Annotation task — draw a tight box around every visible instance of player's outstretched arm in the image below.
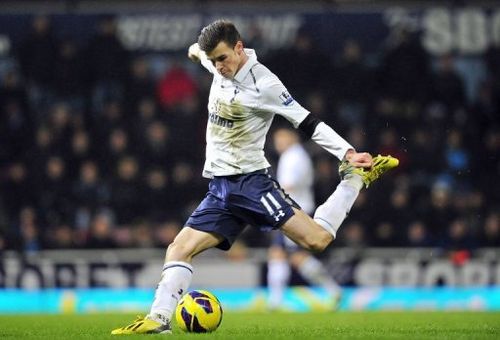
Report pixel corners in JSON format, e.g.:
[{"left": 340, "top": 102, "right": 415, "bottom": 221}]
[{"left": 298, "top": 114, "right": 372, "bottom": 168}]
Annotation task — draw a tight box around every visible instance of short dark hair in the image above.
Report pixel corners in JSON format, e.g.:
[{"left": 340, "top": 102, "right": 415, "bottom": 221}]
[{"left": 197, "top": 20, "right": 241, "bottom": 53}]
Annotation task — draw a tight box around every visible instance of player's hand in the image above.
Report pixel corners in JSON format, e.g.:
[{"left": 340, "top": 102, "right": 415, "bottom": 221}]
[
  {"left": 345, "top": 149, "right": 373, "bottom": 168},
  {"left": 188, "top": 43, "right": 201, "bottom": 62}
]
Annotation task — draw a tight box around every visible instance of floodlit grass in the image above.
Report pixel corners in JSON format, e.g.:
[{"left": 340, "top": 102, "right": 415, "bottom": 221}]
[{"left": 0, "top": 311, "right": 499, "bottom": 339}]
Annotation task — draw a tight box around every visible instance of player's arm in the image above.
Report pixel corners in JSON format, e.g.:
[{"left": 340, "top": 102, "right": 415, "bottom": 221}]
[
  {"left": 259, "top": 74, "right": 372, "bottom": 167},
  {"left": 187, "top": 43, "right": 215, "bottom": 74},
  {"left": 299, "top": 115, "right": 372, "bottom": 168}
]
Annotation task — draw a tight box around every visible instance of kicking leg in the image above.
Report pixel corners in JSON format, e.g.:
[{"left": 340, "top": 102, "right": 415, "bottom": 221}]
[{"left": 280, "top": 176, "right": 362, "bottom": 250}]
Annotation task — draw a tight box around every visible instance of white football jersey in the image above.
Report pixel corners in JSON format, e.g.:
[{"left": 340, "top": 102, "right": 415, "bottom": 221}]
[{"left": 200, "top": 49, "right": 310, "bottom": 178}]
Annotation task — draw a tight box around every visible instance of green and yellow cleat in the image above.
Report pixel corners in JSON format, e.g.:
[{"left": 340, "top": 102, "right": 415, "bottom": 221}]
[
  {"left": 111, "top": 315, "right": 172, "bottom": 335},
  {"left": 339, "top": 154, "right": 399, "bottom": 188}
]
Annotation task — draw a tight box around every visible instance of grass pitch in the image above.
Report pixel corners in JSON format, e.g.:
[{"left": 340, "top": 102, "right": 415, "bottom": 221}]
[{"left": 0, "top": 311, "right": 499, "bottom": 339}]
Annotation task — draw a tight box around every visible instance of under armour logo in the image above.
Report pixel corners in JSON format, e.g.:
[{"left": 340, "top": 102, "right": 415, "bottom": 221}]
[{"left": 273, "top": 210, "right": 285, "bottom": 222}]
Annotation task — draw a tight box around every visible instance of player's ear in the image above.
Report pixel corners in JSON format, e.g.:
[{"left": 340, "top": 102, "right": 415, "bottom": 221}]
[{"left": 234, "top": 41, "right": 244, "bottom": 54}]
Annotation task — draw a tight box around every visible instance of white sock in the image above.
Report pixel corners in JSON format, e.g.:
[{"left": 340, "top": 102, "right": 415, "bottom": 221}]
[
  {"left": 267, "top": 259, "right": 291, "bottom": 309},
  {"left": 313, "top": 175, "right": 363, "bottom": 238},
  {"left": 297, "top": 255, "right": 341, "bottom": 298},
  {"left": 149, "top": 261, "right": 193, "bottom": 322}
]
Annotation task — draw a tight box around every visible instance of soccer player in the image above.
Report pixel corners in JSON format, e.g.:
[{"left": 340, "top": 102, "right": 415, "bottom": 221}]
[
  {"left": 267, "top": 127, "right": 342, "bottom": 310},
  {"left": 112, "top": 20, "right": 398, "bottom": 335}
]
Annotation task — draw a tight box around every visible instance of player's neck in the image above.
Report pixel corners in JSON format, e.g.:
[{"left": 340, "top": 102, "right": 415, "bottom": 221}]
[{"left": 235, "top": 51, "right": 249, "bottom": 76}]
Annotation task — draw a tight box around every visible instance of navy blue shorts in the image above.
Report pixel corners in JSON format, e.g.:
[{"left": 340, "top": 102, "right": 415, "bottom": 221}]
[{"left": 185, "top": 168, "right": 300, "bottom": 250}]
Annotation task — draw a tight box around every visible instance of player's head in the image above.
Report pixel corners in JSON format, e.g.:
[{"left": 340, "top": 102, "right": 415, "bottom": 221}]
[
  {"left": 198, "top": 20, "right": 246, "bottom": 79},
  {"left": 273, "top": 127, "right": 300, "bottom": 155}
]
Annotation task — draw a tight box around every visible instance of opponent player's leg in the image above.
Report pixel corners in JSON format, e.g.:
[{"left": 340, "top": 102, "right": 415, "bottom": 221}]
[{"left": 111, "top": 227, "right": 223, "bottom": 335}]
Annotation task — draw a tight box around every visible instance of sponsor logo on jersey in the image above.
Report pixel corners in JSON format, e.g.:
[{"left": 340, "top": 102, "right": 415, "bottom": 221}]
[
  {"left": 208, "top": 112, "right": 234, "bottom": 128},
  {"left": 279, "top": 91, "right": 294, "bottom": 106}
]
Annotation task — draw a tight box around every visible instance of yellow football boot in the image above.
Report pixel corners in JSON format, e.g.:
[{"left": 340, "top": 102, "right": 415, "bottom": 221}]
[
  {"left": 111, "top": 315, "right": 172, "bottom": 335},
  {"left": 339, "top": 154, "right": 399, "bottom": 188}
]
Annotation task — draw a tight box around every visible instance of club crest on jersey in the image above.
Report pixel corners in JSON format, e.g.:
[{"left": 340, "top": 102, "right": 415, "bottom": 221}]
[{"left": 279, "top": 91, "right": 294, "bottom": 106}]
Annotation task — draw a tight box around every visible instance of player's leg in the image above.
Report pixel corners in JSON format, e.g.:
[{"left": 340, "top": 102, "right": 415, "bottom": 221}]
[
  {"left": 112, "top": 227, "right": 223, "bottom": 335},
  {"left": 280, "top": 208, "right": 333, "bottom": 251},
  {"left": 282, "top": 154, "right": 399, "bottom": 251},
  {"left": 149, "top": 227, "right": 224, "bottom": 321},
  {"left": 267, "top": 234, "right": 291, "bottom": 310},
  {"left": 112, "top": 179, "right": 240, "bottom": 335}
]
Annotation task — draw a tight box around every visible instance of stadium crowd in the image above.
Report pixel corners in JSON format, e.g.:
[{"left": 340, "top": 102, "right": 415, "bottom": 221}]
[{"left": 0, "top": 16, "right": 499, "bottom": 253}]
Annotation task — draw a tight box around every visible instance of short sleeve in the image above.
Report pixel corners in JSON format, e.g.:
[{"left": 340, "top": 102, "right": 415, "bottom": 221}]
[{"left": 259, "top": 74, "right": 309, "bottom": 128}]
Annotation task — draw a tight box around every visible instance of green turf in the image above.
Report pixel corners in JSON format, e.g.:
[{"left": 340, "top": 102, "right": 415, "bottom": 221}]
[{"left": 0, "top": 312, "right": 499, "bottom": 339}]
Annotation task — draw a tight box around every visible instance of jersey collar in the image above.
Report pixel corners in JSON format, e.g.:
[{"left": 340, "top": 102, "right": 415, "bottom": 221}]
[{"left": 233, "top": 48, "right": 258, "bottom": 83}]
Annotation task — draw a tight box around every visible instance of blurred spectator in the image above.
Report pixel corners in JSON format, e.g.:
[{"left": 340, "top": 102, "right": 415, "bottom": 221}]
[
  {"left": 45, "top": 224, "right": 77, "bottom": 249},
  {"left": 479, "top": 212, "right": 500, "bottom": 247},
  {"left": 430, "top": 54, "right": 466, "bottom": 112},
  {"left": 132, "top": 221, "right": 154, "bottom": 248},
  {"left": 68, "top": 129, "right": 92, "bottom": 176},
  {"left": 143, "top": 168, "right": 171, "bottom": 221},
  {"left": 476, "top": 128, "right": 500, "bottom": 203},
  {"left": 346, "top": 126, "right": 368, "bottom": 152},
  {"left": 110, "top": 156, "right": 143, "bottom": 225},
  {"left": 337, "top": 221, "right": 366, "bottom": 248},
  {"left": 313, "top": 157, "right": 338, "bottom": 205},
  {"left": 154, "top": 220, "right": 181, "bottom": 247},
  {"left": 446, "top": 217, "right": 475, "bottom": 253},
  {"left": 53, "top": 39, "right": 85, "bottom": 111},
  {"left": 18, "top": 15, "right": 57, "bottom": 112},
  {"left": 139, "top": 120, "right": 172, "bottom": 168},
  {"left": 86, "top": 211, "right": 117, "bottom": 248},
  {"left": 484, "top": 45, "right": 500, "bottom": 111},
  {"left": 423, "top": 183, "right": 457, "bottom": 245},
  {"left": 48, "top": 103, "right": 74, "bottom": 154},
  {"left": 36, "top": 156, "right": 72, "bottom": 226},
  {"left": 124, "top": 57, "right": 156, "bottom": 114},
  {"left": 71, "top": 160, "right": 110, "bottom": 216},
  {"left": 14, "top": 207, "right": 42, "bottom": 252},
  {"left": 0, "top": 100, "right": 32, "bottom": 161},
  {"left": 406, "top": 220, "right": 431, "bottom": 247},
  {"left": 381, "top": 189, "right": 413, "bottom": 235},
  {"left": 378, "top": 27, "right": 430, "bottom": 103},
  {"left": 471, "top": 81, "right": 499, "bottom": 136},
  {"left": 2, "top": 162, "right": 34, "bottom": 221},
  {"left": 265, "top": 29, "right": 334, "bottom": 102},
  {"left": 85, "top": 16, "right": 129, "bottom": 112},
  {"left": 407, "top": 128, "right": 442, "bottom": 178},
  {"left": 0, "top": 70, "right": 28, "bottom": 116},
  {"left": 372, "top": 222, "right": 398, "bottom": 247},
  {"left": 157, "top": 61, "right": 197, "bottom": 110},
  {"left": 334, "top": 40, "right": 371, "bottom": 128},
  {"left": 100, "top": 127, "right": 131, "bottom": 176},
  {"left": 303, "top": 91, "right": 330, "bottom": 125},
  {"left": 443, "top": 129, "right": 470, "bottom": 185}
]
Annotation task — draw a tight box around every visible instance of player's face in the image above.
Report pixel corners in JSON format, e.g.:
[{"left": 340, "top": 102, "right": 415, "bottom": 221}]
[{"left": 206, "top": 41, "right": 245, "bottom": 79}]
